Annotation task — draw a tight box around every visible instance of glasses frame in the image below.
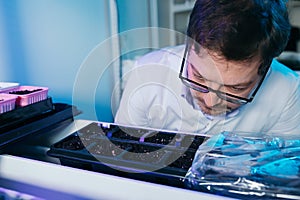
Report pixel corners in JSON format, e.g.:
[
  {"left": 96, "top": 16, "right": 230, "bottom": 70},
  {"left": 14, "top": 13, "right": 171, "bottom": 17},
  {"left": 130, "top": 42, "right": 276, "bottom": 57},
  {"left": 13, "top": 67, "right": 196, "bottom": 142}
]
[{"left": 179, "top": 45, "right": 270, "bottom": 105}]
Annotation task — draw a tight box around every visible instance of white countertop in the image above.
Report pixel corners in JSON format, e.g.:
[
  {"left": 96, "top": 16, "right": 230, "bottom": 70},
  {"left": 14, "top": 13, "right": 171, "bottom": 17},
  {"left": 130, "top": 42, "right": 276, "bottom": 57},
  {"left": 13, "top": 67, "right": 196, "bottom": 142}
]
[{"left": 0, "top": 155, "right": 234, "bottom": 200}]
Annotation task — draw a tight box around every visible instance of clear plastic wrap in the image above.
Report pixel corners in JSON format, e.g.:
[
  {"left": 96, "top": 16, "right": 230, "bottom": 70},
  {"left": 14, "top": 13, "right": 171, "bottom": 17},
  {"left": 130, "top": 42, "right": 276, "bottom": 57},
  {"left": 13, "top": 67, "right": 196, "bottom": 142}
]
[{"left": 184, "top": 131, "right": 300, "bottom": 199}]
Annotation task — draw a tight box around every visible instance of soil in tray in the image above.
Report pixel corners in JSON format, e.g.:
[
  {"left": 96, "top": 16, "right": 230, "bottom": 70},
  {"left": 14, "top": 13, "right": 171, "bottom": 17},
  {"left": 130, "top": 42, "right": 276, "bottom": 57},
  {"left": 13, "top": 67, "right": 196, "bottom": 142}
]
[
  {"left": 88, "top": 139, "right": 132, "bottom": 157},
  {"left": 122, "top": 150, "right": 165, "bottom": 164},
  {"left": 77, "top": 123, "right": 141, "bottom": 141},
  {"left": 88, "top": 138, "right": 167, "bottom": 164},
  {"left": 53, "top": 133, "right": 94, "bottom": 150},
  {"left": 181, "top": 135, "right": 206, "bottom": 150},
  {"left": 143, "top": 132, "right": 176, "bottom": 145},
  {"left": 9, "top": 89, "right": 42, "bottom": 95},
  {"left": 78, "top": 123, "right": 107, "bottom": 138},
  {"left": 166, "top": 150, "right": 196, "bottom": 170},
  {"left": 122, "top": 143, "right": 166, "bottom": 163},
  {"left": 110, "top": 130, "right": 141, "bottom": 141},
  {"left": 114, "top": 126, "right": 150, "bottom": 139}
]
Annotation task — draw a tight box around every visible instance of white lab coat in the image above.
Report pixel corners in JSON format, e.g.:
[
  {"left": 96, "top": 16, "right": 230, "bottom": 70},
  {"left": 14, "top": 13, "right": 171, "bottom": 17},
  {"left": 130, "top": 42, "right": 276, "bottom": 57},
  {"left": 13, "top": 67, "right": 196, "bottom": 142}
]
[{"left": 115, "top": 45, "right": 300, "bottom": 136}]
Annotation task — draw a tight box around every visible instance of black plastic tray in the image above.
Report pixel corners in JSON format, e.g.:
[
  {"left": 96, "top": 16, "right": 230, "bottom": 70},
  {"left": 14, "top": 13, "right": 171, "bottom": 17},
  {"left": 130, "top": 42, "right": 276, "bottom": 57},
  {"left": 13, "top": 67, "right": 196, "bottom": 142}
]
[
  {"left": 0, "top": 98, "right": 81, "bottom": 150},
  {"left": 47, "top": 122, "right": 207, "bottom": 187},
  {"left": 0, "top": 98, "right": 54, "bottom": 133}
]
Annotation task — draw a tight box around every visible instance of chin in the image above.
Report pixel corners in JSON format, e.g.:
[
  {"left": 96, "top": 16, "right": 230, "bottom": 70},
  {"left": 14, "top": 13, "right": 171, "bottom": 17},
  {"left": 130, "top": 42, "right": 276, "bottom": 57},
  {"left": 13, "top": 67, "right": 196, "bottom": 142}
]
[
  {"left": 201, "top": 108, "right": 228, "bottom": 116},
  {"left": 197, "top": 102, "right": 228, "bottom": 116},
  {"left": 193, "top": 97, "right": 232, "bottom": 116}
]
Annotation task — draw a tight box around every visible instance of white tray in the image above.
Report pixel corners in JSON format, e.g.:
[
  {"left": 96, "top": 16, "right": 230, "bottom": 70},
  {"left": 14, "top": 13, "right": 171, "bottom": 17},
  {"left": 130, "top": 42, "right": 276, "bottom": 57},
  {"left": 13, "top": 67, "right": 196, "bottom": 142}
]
[{"left": 0, "top": 82, "right": 19, "bottom": 93}]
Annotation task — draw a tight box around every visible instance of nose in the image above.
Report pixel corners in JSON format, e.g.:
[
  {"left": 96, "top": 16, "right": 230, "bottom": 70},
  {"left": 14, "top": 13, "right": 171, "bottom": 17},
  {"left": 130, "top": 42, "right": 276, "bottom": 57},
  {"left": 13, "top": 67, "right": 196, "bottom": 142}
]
[
  {"left": 202, "top": 81, "right": 223, "bottom": 107},
  {"left": 203, "top": 92, "right": 222, "bottom": 107}
]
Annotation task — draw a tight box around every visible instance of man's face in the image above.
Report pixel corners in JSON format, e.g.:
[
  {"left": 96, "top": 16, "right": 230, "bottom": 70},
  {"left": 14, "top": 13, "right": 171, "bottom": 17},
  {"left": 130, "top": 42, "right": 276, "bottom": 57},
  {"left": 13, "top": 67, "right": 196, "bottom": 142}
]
[{"left": 186, "top": 48, "right": 262, "bottom": 116}]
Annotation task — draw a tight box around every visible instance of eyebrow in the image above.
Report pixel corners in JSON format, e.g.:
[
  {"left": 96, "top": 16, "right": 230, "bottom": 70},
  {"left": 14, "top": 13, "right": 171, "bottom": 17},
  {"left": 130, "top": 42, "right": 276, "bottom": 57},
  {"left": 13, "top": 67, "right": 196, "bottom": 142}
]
[{"left": 189, "top": 62, "right": 255, "bottom": 87}]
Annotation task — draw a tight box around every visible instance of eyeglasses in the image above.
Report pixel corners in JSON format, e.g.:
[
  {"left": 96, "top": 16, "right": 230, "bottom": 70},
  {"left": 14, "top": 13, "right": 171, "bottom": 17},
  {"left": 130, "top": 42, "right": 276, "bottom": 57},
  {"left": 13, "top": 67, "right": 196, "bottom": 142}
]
[{"left": 179, "top": 45, "right": 270, "bottom": 105}]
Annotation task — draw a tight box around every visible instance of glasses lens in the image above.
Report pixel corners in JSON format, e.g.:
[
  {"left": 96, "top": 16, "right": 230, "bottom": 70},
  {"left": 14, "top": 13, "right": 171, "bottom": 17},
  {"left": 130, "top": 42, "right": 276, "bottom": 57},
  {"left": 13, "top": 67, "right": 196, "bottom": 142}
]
[
  {"left": 183, "top": 79, "right": 248, "bottom": 105},
  {"left": 181, "top": 78, "right": 209, "bottom": 93},
  {"left": 217, "top": 93, "right": 247, "bottom": 105}
]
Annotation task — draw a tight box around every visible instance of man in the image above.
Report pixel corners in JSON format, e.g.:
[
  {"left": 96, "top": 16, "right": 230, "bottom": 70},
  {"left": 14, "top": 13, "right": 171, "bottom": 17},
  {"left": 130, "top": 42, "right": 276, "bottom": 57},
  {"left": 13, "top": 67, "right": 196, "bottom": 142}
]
[{"left": 115, "top": 0, "right": 300, "bottom": 136}]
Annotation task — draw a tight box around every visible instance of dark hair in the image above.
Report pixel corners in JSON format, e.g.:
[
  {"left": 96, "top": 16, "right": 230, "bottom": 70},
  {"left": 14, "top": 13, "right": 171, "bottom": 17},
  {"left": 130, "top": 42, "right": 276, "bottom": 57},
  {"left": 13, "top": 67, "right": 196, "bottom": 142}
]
[{"left": 186, "top": 0, "right": 291, "bottom": 75}]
